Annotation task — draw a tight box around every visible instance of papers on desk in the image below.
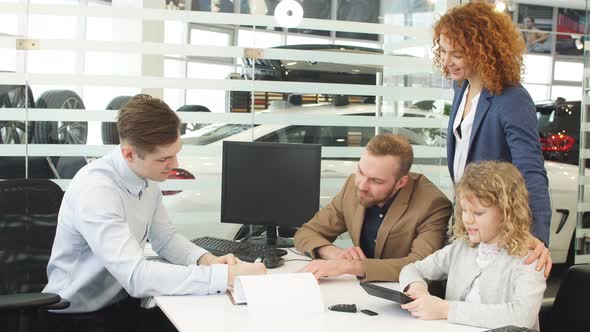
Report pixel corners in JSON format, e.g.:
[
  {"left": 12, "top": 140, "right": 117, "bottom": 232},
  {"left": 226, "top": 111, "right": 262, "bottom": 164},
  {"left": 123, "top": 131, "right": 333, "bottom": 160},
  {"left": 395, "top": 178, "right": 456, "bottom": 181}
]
[{"left": 230, "top": 272, "right": 324, "bottom": 314}]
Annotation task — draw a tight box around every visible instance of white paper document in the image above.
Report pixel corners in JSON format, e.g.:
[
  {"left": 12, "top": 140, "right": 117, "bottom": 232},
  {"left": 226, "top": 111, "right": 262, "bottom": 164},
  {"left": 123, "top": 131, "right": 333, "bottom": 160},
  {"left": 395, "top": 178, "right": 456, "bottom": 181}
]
[{"left": 230, "top": 272, "right": 324, "bottom": 314}]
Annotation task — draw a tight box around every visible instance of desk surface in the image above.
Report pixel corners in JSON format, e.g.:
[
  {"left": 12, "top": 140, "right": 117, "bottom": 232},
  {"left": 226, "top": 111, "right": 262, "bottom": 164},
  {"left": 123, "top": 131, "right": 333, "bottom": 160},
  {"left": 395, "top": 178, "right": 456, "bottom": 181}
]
[{"left": 155, "top": 251, "right": 485, "bottom": 332}]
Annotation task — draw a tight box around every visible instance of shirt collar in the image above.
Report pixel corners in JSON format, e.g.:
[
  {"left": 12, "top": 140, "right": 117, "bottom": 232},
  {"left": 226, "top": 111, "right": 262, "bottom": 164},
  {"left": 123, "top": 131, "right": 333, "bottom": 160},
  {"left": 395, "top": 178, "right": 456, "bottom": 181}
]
[
  {"left": 111, "top": 147, "right": 149, "bottom": 198},
  {"left": 369, "top": 190, "right": 399, "bottom": 213}
]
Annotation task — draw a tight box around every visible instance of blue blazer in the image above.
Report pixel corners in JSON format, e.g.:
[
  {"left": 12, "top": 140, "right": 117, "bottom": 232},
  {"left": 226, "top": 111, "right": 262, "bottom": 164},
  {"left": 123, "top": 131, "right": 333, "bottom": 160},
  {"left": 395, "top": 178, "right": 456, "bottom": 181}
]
[{"left": 447, "top": 81, "right": 551, "bottom": 244}]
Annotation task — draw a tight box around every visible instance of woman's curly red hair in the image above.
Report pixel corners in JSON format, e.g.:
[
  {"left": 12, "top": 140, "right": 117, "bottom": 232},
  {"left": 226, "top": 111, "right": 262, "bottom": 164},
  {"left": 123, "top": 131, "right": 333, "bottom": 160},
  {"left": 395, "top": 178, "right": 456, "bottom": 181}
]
[{"left": 433, "top": 1, "right": 525, "bottom": 95}]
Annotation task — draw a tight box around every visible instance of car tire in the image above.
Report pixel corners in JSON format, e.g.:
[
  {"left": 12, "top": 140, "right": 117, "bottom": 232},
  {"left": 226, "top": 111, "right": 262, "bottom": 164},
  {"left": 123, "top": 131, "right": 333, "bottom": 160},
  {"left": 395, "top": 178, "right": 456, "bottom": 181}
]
[
  {"left": 178, "top": 105, "right": 211, "bottom": 135},
  {"left": 412, "top": 100, "right": 435, "bottom": 111},
  {"left": 0, "top": 85, "right": 35, "bottom": 144},
  {"left": 287, "top": 94, "right": 302, "bottom": 106},
  {"left": 332, "top": 94, "right": 349, "bottom": 107},
  {"left": 566, "top": 229, "right": 577, "bottom": 266},
  {"left": 34, "top": 90, "right": 87, "bottom": 144},
  {"left": 230, "top": 91, "right": 250, "bottom": 112},
  {"left": 55, "top": 156, "right": 88, "bottom": 179},
  {"left": 101, "top": 96, "right": 131, "bottom": 145}
]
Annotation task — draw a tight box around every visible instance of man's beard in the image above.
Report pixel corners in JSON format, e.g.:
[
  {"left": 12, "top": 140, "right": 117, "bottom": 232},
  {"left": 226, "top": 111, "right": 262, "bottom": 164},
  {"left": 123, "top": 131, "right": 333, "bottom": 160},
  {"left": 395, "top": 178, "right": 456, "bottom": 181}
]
[{"left": 356, "top": 186, "right": 397, "bottom": 208}]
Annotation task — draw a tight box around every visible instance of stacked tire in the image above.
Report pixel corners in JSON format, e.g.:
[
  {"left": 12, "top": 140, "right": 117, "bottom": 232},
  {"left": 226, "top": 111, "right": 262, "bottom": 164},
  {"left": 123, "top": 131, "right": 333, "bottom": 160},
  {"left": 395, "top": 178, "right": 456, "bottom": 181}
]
[
  {"left": 34, "top": 90, "right": 87, "bottom": 144},
  {"left": 0, "top": 85, "right": 35, "bottom": 144},
  {"left": 101, "top": 96, "right": 131, "bottom": 145},
  {"left": 178, "top": 105, "right": 211, "bottom": 135}
]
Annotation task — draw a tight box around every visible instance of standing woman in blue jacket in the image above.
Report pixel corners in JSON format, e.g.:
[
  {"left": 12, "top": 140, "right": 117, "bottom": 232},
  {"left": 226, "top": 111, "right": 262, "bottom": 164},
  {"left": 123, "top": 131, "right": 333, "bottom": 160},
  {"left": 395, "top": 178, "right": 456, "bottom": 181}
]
[{"left": 433, "top": 1, "right": 552, "bottom": 276}]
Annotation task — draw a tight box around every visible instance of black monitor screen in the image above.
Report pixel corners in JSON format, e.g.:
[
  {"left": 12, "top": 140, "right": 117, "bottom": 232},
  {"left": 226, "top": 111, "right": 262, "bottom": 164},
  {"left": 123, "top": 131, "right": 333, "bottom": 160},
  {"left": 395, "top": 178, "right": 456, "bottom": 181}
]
[{"left": 221, "top": 141, "right": 321, "bottom": 228}]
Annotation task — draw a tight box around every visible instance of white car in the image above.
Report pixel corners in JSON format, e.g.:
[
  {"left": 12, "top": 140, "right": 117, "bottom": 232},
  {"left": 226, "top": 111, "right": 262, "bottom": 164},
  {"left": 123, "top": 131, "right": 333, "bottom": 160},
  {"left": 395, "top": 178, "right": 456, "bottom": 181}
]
[{"left": 164, "top": 102, "right": 578, "bottom": 264}]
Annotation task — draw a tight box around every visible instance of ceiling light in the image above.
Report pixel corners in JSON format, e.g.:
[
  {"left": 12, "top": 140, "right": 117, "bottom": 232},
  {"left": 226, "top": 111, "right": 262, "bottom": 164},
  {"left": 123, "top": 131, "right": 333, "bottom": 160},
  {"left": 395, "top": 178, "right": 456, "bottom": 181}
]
[{"left": 274, "top": 0, "right": 304, "bottom": 28}]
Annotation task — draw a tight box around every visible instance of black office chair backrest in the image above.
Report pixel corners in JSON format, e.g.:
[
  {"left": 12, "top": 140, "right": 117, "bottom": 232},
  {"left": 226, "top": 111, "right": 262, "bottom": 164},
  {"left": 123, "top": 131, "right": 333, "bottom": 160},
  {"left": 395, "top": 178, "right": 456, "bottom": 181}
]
[
  {"left": 0, "top": 179, "right": 64, "bottom": 295},
  {"left": 545, "top": 264, "right": 590, "bottom": 332}
]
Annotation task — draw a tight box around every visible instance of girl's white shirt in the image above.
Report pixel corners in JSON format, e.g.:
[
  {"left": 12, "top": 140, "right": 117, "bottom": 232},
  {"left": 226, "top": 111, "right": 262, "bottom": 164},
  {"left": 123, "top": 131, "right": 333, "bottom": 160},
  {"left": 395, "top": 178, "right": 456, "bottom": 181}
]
[{"left": 465, "top": 242, "right": 502, "bottom": 303}]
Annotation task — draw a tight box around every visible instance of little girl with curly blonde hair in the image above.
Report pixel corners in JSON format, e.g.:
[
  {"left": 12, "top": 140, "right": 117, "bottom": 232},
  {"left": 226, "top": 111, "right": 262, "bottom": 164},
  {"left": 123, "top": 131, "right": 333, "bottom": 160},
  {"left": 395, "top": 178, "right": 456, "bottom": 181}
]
[{"left": 399, "top": 161, "right": 546, "bottom": 329}]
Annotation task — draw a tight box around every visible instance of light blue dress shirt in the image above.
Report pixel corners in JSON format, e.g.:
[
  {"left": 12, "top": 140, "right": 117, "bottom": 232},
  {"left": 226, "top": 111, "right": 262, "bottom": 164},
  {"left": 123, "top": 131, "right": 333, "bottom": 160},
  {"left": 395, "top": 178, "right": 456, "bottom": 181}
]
[{"left": 43, "top": 148, "right": 228, "bottom": 313}]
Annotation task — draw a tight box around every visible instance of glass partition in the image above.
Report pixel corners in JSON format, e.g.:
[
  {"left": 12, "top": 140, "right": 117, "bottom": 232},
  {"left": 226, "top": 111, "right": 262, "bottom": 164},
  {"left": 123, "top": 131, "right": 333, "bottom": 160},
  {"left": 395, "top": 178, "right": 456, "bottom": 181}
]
[
  {"left": 576, "top": 0, "right": 590, "bottom": 265},
  {"left": 0, "top": 0, "right": 462, "bottom": 241}
]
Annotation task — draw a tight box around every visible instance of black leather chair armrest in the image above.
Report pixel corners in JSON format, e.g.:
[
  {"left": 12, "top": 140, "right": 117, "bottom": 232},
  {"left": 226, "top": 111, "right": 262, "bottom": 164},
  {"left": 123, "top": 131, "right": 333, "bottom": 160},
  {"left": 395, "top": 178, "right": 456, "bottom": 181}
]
[
  {"left": 540, "top": 301, "right": 553, "bottom": 313},
  {"left": 539, "top": 300, "right": 553, "bottom": 325},
  {"left": 427, "top": 279, "right": 447, "bottom": 298},
  {"left": 0, "top": 293, "right": 61, "bottom": 311},
  {"left": 45, "top": 298, "right": 70, "bottom": 310}
]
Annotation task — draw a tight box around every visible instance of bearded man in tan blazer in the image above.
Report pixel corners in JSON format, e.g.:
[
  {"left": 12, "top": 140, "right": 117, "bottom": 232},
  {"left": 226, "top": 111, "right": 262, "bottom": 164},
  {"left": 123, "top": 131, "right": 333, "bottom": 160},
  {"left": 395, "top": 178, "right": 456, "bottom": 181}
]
[{"left": 296, "top": 134, "right": 452, "bottom": 282}]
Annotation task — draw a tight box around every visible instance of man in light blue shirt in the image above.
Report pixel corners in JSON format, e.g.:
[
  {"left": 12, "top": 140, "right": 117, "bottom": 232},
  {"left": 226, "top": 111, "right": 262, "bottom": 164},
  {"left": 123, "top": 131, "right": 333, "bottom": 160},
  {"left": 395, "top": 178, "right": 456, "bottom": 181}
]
[{"left": 44, "top": 95, "right": 265, "bottom": 332}]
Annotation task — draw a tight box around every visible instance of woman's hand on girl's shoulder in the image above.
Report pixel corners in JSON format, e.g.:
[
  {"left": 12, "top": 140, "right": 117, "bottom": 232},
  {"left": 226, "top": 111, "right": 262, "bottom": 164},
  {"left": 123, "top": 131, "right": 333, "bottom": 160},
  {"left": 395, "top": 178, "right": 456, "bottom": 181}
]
[{"left": 524, "top": 237, "right": 552, "bottom": 279}]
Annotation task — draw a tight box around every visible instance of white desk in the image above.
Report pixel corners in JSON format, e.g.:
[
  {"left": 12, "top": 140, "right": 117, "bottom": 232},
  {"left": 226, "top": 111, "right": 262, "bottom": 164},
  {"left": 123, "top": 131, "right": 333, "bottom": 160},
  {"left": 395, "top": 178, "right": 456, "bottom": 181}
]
[{"left": 155, "top": 251, "right": 485, "bottom": 332}]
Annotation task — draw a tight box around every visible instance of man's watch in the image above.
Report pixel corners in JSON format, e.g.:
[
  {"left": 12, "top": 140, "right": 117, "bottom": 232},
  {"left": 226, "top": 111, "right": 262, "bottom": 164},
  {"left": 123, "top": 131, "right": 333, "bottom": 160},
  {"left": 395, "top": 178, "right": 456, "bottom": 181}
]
[{"left": 312, "top": 247, "right": 322, "bottom": 259}]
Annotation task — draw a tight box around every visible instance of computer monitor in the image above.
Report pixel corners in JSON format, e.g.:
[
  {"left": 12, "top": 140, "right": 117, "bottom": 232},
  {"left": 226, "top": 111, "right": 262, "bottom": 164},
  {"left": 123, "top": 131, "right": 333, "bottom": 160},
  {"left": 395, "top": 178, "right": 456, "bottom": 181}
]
[{"left": 221, "top": 141, "right": 321, "bottom": 247}]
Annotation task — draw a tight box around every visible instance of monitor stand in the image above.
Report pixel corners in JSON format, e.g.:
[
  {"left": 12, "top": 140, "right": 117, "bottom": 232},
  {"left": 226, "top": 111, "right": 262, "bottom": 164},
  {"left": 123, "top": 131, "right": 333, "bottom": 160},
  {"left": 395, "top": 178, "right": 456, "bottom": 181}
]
[{"left": 245, "top": 225, "right": 294, "bottom": 248}]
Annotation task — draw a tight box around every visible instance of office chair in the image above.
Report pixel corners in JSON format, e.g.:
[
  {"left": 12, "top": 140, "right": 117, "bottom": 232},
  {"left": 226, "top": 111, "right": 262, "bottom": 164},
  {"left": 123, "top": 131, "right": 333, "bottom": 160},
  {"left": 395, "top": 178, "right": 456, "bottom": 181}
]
[
  {"left": 539, "top": 264, "right": 590, "bottom": 332},
  {"left": 0, "top": 179, "right": 70, "bottom": 332}
]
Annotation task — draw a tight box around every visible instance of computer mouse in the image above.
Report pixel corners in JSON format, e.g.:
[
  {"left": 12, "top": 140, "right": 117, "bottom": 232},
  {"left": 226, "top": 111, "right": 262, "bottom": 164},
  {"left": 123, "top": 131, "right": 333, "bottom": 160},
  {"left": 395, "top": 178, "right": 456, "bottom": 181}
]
[{"left": 262, "top": 256, "right": 284, "bottom": 269}]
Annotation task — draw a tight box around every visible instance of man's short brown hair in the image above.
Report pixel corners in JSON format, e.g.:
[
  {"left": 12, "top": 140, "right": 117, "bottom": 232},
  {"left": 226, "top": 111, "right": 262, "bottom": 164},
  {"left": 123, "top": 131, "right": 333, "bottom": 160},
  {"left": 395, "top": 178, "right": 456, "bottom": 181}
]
[
  {"left": 365, "top": 134, "right": 414, "bottom": 176},
  {"left": 117, "top": 94, "right": 181, "bottom": 156}
]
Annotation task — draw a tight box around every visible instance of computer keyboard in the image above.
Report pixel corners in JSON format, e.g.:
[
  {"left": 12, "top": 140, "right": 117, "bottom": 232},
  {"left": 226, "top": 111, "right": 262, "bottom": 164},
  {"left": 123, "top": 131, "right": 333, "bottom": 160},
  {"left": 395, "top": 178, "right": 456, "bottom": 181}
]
[
  {"left": 484, "top": 326, "right": 538, "bottom": 332},
  {"left": 192, "top": 236, "right": 287, "bottom": 268}
]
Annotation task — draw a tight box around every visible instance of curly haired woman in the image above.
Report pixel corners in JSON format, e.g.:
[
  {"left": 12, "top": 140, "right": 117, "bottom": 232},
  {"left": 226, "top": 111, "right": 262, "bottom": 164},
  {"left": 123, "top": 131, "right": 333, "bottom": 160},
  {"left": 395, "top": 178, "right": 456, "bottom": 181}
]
[
  {"left": 399, "top": 161, "right": 546, "bottom": 329},
  {"left": 434, "top": 1, "right": 552, "bottom": 277}
]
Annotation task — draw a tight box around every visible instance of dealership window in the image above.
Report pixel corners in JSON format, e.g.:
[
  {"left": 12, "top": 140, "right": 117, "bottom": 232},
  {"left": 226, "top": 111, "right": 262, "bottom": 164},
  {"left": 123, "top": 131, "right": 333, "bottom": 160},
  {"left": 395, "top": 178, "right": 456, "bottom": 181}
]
[
  {"left": 554, "top": 61, "right": 584, "bottom": 82},
  {"left": 186, "top": 62, "right": 234, "bottom": 113},
  {"left": 0, "top": 49, "right": 17, "bottom": 72},
  {"left": 523, "top": 54, "right": 553, "bottom": 84},
  {"left": 237, "top": 29, "right": 283, "bottom": 48},
  {"left": 522, "top": 54, "right": 553, "bottom": 101},
  {"left": 163, "top": 58, "right": 186, "bottom": 110},
  {"left": 29, "top": 15, "right": 78, "bottom": 39},
  {"left": 165, "top": 20, "right": 185, "bottom": 45},
  {"left": 0, "top": 0, "right": 521, "bottom": 240},
  {"left": 517, "top": 3, "right": 554, "bottom": 55},
  {"left": 190, "top": 25, "right": 232, "bottom": 47},
  {"left": 523, "top": 84, "right": 551, "bottom": 102},
  {"left": 555, "top": 8, "right": 586, "bottom": 57},
  {"left": 334, "top": 38, "right": 380, "bottom": 49},
  {"left": 174, "top": 24, "right": 236, "bottom": 114},
  {"left": 0, "top": 13, "right": 18, "bottom": 36},
  {"left": 86, "top": 17, "right": 113, "bottom": 41},
  {"left": 286, "top": 33, "right": 331, "bottom": 46},
  {"left": 551, "top": 85, "right": 582, "bottom": 101}
]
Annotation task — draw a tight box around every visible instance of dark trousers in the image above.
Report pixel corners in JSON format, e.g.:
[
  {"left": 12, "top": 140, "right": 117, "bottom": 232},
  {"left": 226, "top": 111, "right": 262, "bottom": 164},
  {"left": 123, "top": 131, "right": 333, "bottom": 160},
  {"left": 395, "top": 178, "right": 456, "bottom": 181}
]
[{"left": 46, "top": 297, "right": 177, "bottom": 332}]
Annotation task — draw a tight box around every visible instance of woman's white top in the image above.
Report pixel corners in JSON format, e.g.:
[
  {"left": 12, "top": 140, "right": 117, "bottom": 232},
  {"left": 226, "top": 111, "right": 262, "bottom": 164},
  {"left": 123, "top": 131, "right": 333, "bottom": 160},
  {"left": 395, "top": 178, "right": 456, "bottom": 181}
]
[
  {"left": 453, "top": 85, "right": 481, "bottom": 182},
  {"left": 464, "top": 242, "right": 502, "bottom": 303}
]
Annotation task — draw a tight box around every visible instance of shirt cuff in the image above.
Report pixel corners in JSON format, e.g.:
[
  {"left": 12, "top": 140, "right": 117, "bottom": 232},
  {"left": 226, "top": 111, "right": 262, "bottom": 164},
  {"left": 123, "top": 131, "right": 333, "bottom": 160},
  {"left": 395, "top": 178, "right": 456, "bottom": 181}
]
[
  {"left": 311, "top": 244, "right": 335, "bottom": 259},
  {"left": 400, "top": 279, "right": 428, "bottom": 291},
  {"left": 447, "top": 301, "right": 460, "bottom": 323},
  {"left": 190, "top": 247, "right": 210, "bottom": 266},
  {"left": 207, "top": 264, "right": 228, "bottom": 295},
  {"left": 312, "top": 247, "right": 322, "bottom": 259}
]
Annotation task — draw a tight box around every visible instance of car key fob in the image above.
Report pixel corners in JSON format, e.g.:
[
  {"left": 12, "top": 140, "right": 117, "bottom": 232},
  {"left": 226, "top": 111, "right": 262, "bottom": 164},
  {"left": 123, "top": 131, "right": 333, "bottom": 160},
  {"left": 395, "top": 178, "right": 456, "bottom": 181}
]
[
  {"left": 361, "top": 309, "right": 378, "bottom": 316},
  {"left": 328, "top": 304, "right": 357, "bottom": 313}
]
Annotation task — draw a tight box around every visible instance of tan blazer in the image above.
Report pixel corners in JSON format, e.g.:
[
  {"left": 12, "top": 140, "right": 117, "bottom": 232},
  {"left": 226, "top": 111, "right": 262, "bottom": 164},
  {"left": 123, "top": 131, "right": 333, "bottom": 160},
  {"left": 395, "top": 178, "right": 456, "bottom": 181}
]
[{"left": 294, "top": 172, "right": 452, "bottom": 281}]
